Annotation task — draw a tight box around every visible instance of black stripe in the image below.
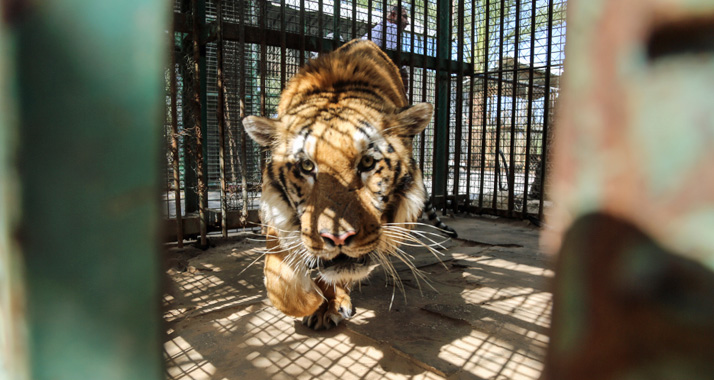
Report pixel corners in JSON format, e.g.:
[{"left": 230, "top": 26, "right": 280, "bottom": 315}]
[
  {"left": 422, "top": 189, "right": 458, "bottom": 238},
  {"left": 285, "top": 99, "right": 327, "bottom": 115},
  {"left": 393, "top": 173, "right": 414, "bottom": 200},
  {"left": 424, "top": 198, "right": 433, "bottom": 208},
  {"left": 300, "top": 84, "right": 383, "bottom": 103},
  {"left": 392, "top": 162, "right": 402, "bottom": 188},
  {"left": 291, "top": 164, "right": 301, "bottom": 179},
  {"left": 357, "top": 120, "right": 374, "bottom": 137},
  {"left": 372, "top": 144, "right": 382, "bottom": 155},
  {"left": 267, "top": 179, "right": 292, "bottom": 210},
  {"left": 277, "top": 169, "right": 296, "bottom": 209}
]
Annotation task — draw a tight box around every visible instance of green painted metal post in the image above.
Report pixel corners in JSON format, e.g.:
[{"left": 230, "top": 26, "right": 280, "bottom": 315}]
[
  {"left": 3, "top": 1, "right": 168, "bottom": 379},
  {"left": 1, "top": 6, "right": 28, "bottom": 379},
  {"left": 433, "top": 0, "right": 451, "bottom": 210}
]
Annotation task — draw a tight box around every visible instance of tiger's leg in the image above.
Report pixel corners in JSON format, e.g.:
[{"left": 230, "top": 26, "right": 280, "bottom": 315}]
[
  {"left": 263, "top": 228, "right": 324, "bottom": 318},
  {"left": 302, "top": 279, "right": 354, "bottom": 330}
]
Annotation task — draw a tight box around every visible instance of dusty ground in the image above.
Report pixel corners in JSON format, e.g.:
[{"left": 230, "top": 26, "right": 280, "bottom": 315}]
[{"left": 163, "top": 216, "right": 553, "bottom": 380}]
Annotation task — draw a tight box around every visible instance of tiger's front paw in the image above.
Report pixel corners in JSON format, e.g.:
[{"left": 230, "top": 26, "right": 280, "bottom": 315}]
[{"left": 302, "top": 297, "right": 355, "bottom": 330}]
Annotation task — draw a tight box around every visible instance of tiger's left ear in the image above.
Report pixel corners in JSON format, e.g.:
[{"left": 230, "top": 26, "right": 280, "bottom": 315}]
[{"left": 388, "top": 103, "right": 434, "bottom": 138}]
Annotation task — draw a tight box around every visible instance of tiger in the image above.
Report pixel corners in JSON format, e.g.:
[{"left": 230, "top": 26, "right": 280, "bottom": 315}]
[{"left": 243, "top": 39, "right": 456, "bottom": 330}]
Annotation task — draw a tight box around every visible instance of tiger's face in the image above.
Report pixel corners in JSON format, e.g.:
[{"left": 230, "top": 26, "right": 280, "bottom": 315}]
[{"left": 244, "top": 102, "right": 432, "bottom": 284}]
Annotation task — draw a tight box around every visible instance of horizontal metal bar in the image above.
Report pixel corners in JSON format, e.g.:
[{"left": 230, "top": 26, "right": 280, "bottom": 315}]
[
  {"left": 463, "top": 205, "right": 541, "bottom": 220},
  {"left": 164, "top": 209, "right": 261, "bottom": 241},
  {"left": 174, "top": 15, "right": 474, "bottom": 75},
  {"left": 174, "top": 14, "right": 558, "bottom": 94}
]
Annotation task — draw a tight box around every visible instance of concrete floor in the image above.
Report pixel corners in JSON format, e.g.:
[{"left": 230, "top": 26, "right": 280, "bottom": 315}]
[{"left": 163, "top": 216, "right": 553, "bottom": 380}]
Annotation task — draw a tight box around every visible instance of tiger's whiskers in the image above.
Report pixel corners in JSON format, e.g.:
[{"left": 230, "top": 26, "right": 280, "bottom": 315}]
[
  {"left": 237, "top": 221, "right": 453, "bottom": 310},
  {"left": 370, "top": 222, "right": 453, "bottom": 309}
]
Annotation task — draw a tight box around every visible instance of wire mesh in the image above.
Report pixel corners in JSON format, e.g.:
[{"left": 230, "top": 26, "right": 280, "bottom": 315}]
[{"left": 164, "top": 0, "right": 567, "bottom": 233}]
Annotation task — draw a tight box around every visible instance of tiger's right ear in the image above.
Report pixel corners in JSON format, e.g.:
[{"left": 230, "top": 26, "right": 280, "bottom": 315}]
[
  {"left": 242, "top": 116, "right": 281, "bottom": 147},
  {"left": 391, "top": 102, "right": 433, "bottom": 137}
]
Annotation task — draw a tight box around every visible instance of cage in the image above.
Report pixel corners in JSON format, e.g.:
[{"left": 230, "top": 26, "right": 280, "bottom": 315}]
[{"left": 164, "top": 0, "right": 567, "bottom": 242}]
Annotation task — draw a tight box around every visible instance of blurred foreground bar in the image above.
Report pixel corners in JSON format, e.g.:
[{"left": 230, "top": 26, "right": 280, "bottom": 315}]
[
  {"left": 544, "top": 0, "right": 714, "bottom": 379},
  {"left": 1, "top": 1, "right": 168, "bottom": 379}
]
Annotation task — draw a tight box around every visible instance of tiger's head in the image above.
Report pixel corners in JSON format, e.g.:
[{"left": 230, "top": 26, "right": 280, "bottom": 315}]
[{"left": 243, "top": 40, "right": 432, "bottom": 285}]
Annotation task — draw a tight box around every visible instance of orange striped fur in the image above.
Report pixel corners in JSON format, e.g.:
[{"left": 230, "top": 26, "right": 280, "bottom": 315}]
[{"left": 244, "top": 40, "right": 433, "bottom": 330}]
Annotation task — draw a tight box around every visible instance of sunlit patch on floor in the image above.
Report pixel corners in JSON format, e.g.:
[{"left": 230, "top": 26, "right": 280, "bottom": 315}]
[{"left": 163, "top": 218, "right": 552, "bottom": 379}]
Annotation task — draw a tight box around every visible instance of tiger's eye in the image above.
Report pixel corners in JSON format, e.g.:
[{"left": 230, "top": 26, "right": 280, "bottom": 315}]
[
  {"left": 300, "top": 159, "right": 315, "bottom": 173},
  {"left": 359, "top": 155, "right": 376, "bottom": 171}
]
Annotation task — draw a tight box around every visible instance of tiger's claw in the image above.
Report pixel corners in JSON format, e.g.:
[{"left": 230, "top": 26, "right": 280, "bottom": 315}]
[{"left": 302, "top": 297, "right": 354, "bottom": 330}]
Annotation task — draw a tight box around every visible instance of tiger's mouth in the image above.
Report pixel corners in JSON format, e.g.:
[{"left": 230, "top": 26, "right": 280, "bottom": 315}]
[{"left": 310, "top": 253, "right": 371, "bottom": 271}]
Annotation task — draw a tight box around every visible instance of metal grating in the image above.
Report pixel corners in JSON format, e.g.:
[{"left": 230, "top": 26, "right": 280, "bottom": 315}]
[{"left": 164, "top": 0, "right": 567, "bottom": 238}]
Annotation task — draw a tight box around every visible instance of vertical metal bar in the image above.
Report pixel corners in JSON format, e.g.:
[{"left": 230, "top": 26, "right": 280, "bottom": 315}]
[
  {"left": 281, "top": 0, "right": 287, "bottom": 89},
  {"left": 239, "top": 101, "right": 249, "bottom": 223},
  {"left": 396, "top": 0, "right": 402, "bottom": 65},
  {"left": 223, "top": 0, "right": 238, "bottom": 192},
  {"left": 508, "top": 0, "right": 521, "bottom": 216},
  {"left": 478, "top": 0, "right": 490, "bottom": 210},
  {"left": 409, "top": 0, "right": 416, "bottom": 103},
  {"left": 538, "top": 0, "right": 555, "bottom": 220},
  {"left": 259, "top": 0, "right": 267, "bottom": 171},
  {"left": 419, "top": 0, "right": 428, "bottom": 173},
  {"left": 352, "top": 0, "right": 357, "bottom": 39},
  {"left": 180, "top": 49, "right": 199, "bottom": 214},
  {"left": 434, "top": 0, "right": 451, "bottom": 210},
  {"left": 453, "top": 0, "right": 465, "bottom": 213},
  {"left": 239, "top": 0, "right": 249, "bottom": 222},
  {"left": 466, "top": 0, "right": 476, "bottom": 209},
  {"left": 368, "top": 0, "right": 373, "bottom": 41},
  {"left": 217, "top": 0, "right": 228, "bottom": 237},
  {"left": 192, "top": 0, "right": 208, "bottom": 246},
  {"left": 522, "top": 0, "right": 537, "bottom": 218},
  {"left": 165, "top": 162, "right": 170, "bottom": 219},
  {"left": 170, "top": 33, "right": 184, "bottom": 247},
  {"left": 381, "top": 0, "right": 388, "bottom": 50},
  {"left": 224, "top": 49, "right": 239, "bottom": 202},
  {"left": 446, "top": 0, "right": 455, "bottom": 213},
  {"left": 300, "top": 0, "right": 306, "bottom": 64},
  {"left": 334, "top": 0, "right": 341, "bottom": 48},
  {"left": 492, "top": 0, "right": 505, "bottom": 211},
  {"left": 318, "top": 0, "right": 324, "bottom": 52}
]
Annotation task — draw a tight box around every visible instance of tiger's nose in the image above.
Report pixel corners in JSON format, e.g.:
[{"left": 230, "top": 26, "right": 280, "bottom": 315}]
[{"left": 320, "top": 230, "right": 357, "bottom": 247}]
